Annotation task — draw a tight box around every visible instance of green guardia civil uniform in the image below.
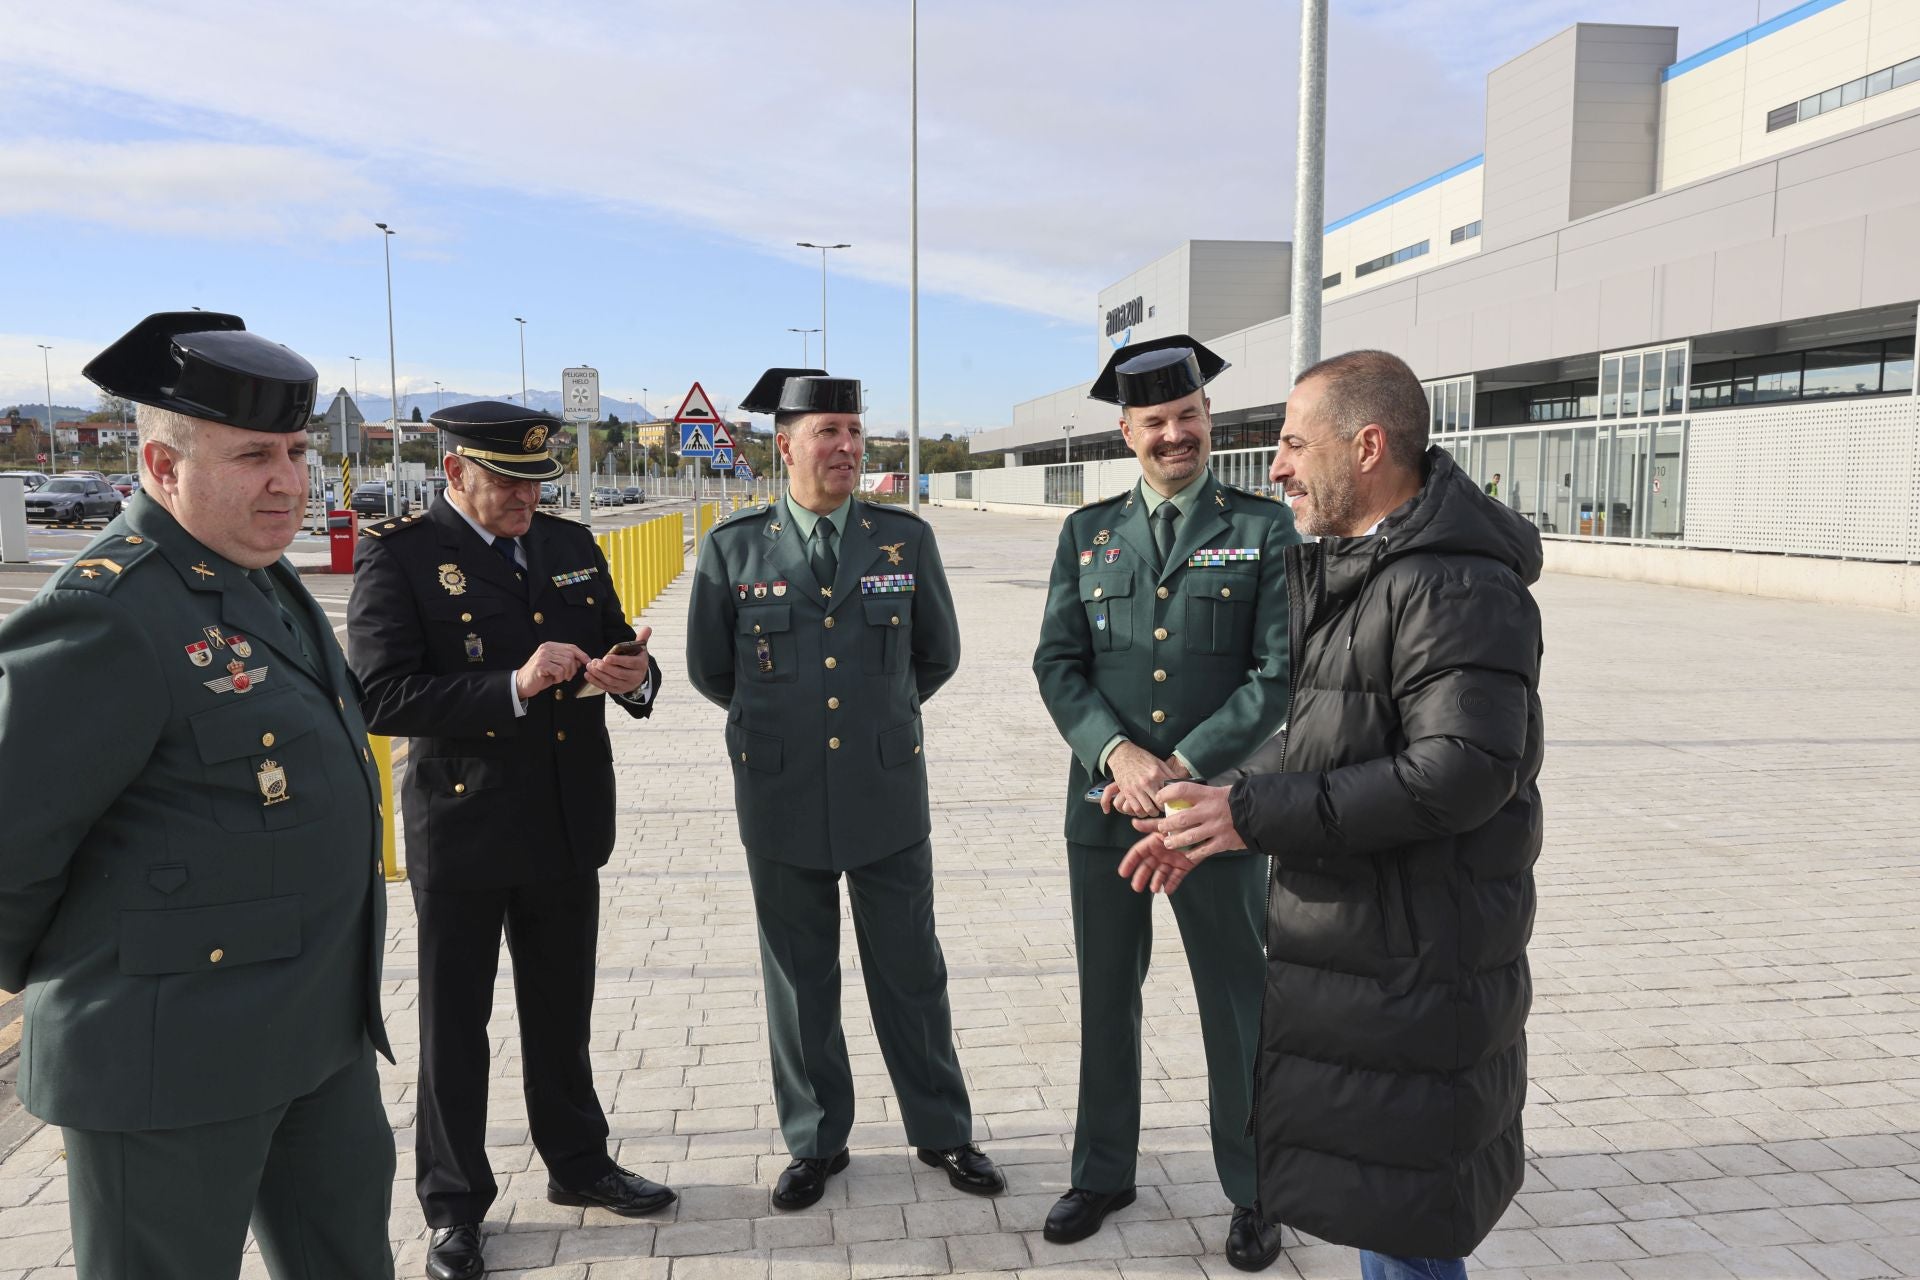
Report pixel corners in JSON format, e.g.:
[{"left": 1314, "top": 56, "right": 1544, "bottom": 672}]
[
  {"left": 1033, "top": 460, "right": 1300, "bottom": 1208},
  {"left": 0, "top": 312, "right": 394, "bottom": 1280},
  {"left": 686, "top": 487, "right": 974, "bottom": 1158}
]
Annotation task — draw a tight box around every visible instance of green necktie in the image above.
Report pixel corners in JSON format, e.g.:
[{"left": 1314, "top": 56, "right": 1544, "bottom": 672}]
[
  {"left": 249, "top": 568, "right": 316, "bottom": 665},
  {"left": 811, "top": 520, "right": 838, "bottom": 592},
  {"left": 1152, "top": 502, "right": 1180, "bottom": 572}
]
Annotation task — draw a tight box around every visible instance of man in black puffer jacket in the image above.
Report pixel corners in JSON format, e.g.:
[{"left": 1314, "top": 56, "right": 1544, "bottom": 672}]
[{"left": 1119, "top": 350, "right": 1543, "bottom": 1279}]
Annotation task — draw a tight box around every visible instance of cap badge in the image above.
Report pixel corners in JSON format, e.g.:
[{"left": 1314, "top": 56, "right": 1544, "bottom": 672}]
[
  {"left": 522, "top": 425, "right": 550, "bottom": 452},
  {"left": 438, "top": 564, "right": 469, "bottom": 596},
  {"left": 879, "top": 541, "right": 905, "bottom": 566}
]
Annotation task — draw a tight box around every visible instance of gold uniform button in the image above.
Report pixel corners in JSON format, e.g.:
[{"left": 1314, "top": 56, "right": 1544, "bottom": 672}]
[
  {"left": 1154, "top": 627, "right": 1169, "bottom": 641},
  {"left": 1221, "top": 587, "right": 1232, "bottom": 599},
  {"left": 554, "top": 687, "right": 566, "bottom": 700},
  {"left": 533, "top": 611, "right": 545, "bottom": 624},
  {"left": 209, "top": 948, "right": 224, "bottom": 963},
  {"left": 461, "top": 612, "right": 473, "bottom": 623},
  {"left": 824, "top": 617, "right": 835, "bottom": 629},
  {"left": 739, "top": 752, "right": 748, "bottom": 762},
  {"left": 585, "top": 596, "right": 595, "bottom": 605},
  {"left": 1157, "top": 586, "right": 1170, "bottom": 599},
  {"left": 125, "top": 536, "right": 144, "bottom": 544},
  {"left": 827, "top": 697, "right": 840, "bottom": 710},
  {"left": 913, "top": 745, "right": 921, "bottom": 755},
  {"left": 890, "top": 615, "right": 900, "bottom": 626},
  {"left": 454, "top": 783, "right": 467, "bottom": 794},
  {"left": 556, "top": 730, "right": 567, "bottom": 742},
  {"left": 1092, "top": 587, "right": 1104, "bottom": 599},
  {"left": 1152, "top": 710, "right": 1167, "bottom": 724},
  {"left": 337, "top": 696, "right": 345, "bottom": 711},
  {"left": 753, "top": 623, "right": 763, "bottom": 634},
  {"left": 261, "top": 732, "right": 275, "bottom": 748},
  {"left": 829, "top": 737, "right": 841, "bottom": 750},
  {"left": 824, "top": 656, "right": 837, "bottom": 670},
  {"left": 1153, "top": 669, "right": 1167, "bottom": 682},
  {"left": 485, "top": 730, "right": 496, "bottom": 738}
]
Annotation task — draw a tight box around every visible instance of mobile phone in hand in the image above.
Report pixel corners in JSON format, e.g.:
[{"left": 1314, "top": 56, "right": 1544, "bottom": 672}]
[{"left": 608, "top": 639, "right": 645, "bottom": 657}]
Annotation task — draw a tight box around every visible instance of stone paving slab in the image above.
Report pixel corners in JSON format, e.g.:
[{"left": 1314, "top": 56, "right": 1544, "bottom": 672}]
[{"left": 3, "top": 504, "right": 1918, "bottom": 1278}]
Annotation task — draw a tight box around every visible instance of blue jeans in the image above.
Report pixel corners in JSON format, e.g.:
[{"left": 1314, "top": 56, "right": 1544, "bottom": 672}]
[{"left": 1359, "top": 1253, "right": 1467, "bottom": 1280}]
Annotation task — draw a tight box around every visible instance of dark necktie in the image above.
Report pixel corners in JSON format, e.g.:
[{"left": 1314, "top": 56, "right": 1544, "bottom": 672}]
[
  {"left": 248, "top": 568, "right": 314, "bottom": 665},
  {"left": 1152, "top": 502, "right": 1180, "bottom": 571},
  {"left": 810, "top": 521, "right": 838, "bottom": 591},
  {"left": 492, "top": 535, "right": 520, "bottom": 571}
]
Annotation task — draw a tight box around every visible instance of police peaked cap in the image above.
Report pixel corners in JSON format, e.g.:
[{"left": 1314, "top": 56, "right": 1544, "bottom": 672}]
[
  {"left": 739, "top": 366, "right": 864, "bottom": 417},
  {"left": 432, "top": 400, "right": 567, "bottom": 481},
  {"left": 83, "top": 311, "right": 318, "bottom": 433},
  {"left": 1089, "top": 334, "right": 1230, "bottom": 408}
]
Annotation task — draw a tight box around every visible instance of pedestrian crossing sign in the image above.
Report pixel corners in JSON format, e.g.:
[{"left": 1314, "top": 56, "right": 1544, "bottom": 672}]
[{"left": 680, "top": 423, "right": 714, "bottom": 457}]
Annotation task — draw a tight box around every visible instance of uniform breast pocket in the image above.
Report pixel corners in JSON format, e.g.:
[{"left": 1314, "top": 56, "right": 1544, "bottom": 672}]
[
  {"left": 424, "top": 597, "right": 513, "bottom": 668},
  {"left": 187, "top": 692, "right": 334, "bottom": 833},
  {"left": 558, "top": 579, "right": 605, "bottom": 615},
  {"left": 860, "top": 598, "right": 912, "bottom": 673},
  {"left": 1182, "top": 570, "right": 1258, "bottom": 655},
  {"left": 1079, "top": 571, "right": 1134, "bottom": 652},
  {"left": 736, "top": 604, "right": 796, "bottom": 683}
]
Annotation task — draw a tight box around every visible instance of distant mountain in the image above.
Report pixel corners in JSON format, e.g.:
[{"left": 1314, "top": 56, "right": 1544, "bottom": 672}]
[
  {"left": 2, "top": 403, "right": 95, "bottom": 423},
  {"left": 334, "top": 390, "right": 664, "bottom": 425}
]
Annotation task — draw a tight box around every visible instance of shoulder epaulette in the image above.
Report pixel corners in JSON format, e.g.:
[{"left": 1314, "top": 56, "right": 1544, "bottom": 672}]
[
  {"left": 716, "top": 503, "right": 776, "bottom": 528},
  {"left": 1222, "top": 483, "right": 1284, "bottom": 507},
  {"left": 360, "top": 511, "right": 430, "bottom": 540},
  {"left": 862, "top": 498, "right": 924, "bottom": 522},
  {"left": 1076, "top": 490, "right": 1128, "bottom": 512},
  {"left": 56, "top": 533, "right": 158, "bottom": 593}
]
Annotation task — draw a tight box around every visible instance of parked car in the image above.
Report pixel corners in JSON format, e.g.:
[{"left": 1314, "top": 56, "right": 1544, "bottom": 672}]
[
  {"left": 25, "top": 476, "right": 123, "bottom": 524},
  {"left": 622, "top": 486, "right": 644, "bottom": 504},
  {"left": 0, "top": 470, "right": 49, "bottom": 491},
  {"left": 591, "top": 486, "right": 623, "bottom": 507},
  {"left": 107, "top": 473, "right": 138, "bottom": 496},
  {"left": 349, "top": 482, "right": 390, "bottom": 516},
  {"left": 540, "top": 482, "right": 560, "bottom": 505}
]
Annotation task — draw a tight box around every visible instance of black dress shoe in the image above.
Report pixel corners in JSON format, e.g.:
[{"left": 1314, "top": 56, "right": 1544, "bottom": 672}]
[
  {"left": 772, "top": 1148, "right": 850, "bottom": 1211},
  {"left": 1226, "top": 1205, "right": 1284, "bottom": 1272},
  {"left": 915, "top": 1143, "right": 1006, "bottom": 1195},
  {"left": 425, "top": 1223, "right": 484, "bottom": 1280},
  {"left": 1043, "top": 1187, "right": 1137, "bottom": 1244},
  {"left": 545, "top": 1165, "right": 678, "bottom": 1217}
]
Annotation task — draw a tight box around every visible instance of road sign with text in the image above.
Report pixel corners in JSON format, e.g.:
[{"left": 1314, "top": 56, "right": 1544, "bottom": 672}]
[{"left": 562, "top": 367, "right": 600, "bottom": 424}]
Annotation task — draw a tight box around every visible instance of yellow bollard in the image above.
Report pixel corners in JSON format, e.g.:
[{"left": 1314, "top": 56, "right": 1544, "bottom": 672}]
[{"left": 371, "top": 734, "right": 404, "bottom": 882}]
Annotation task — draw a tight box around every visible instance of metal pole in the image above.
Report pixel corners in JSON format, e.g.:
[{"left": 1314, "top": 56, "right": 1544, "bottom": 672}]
[
  {"left": 578, "top": 370, "right": 593, "bottom": 527},
  {"left": 1289, "top": 0, "right": 1328, "bottom": 380},
  {"left": 377, "top": 222, "right": 402, "bottom": 515},
  {"left": 797, "top": 243, "right": 850, "bottom": 367},
  {"left": 908, "top": 0, "right": 921, "bottom": 515},
  {"left": 36, "top": 345, "right": 55, "bottom": 475},
  {"left": 350, "top": 355, "right": 362, "bottom": 474},
  {"left": 515, "top": 317, "right": 528, "bottom": 406}
]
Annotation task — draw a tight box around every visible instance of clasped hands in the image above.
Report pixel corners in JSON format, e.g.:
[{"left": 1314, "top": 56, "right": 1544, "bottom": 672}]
[
  {"left": 513, "top": 626, "right": 654, "bottom": 700},
  {"left": 1104, "top": 742, "right": 1249, "bottom": 895}
]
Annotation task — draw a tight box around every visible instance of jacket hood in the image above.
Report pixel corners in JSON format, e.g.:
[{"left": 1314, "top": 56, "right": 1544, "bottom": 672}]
[{"left": 1327, "top": 447, "right": 1543, "bottom": 586}]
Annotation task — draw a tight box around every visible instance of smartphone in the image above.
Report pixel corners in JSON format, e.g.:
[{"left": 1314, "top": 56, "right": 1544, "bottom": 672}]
[
  {"left": 1083, "top": 782, "right": 1109, "bottom": 803},
  {"left": 609, "top": 640, "right": 645, "bottom": 657}
]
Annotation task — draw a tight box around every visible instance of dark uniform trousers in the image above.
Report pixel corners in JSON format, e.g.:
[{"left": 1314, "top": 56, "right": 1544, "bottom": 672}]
[{"left": 348, "top": 501, "right": 654, "bottom": 1228}]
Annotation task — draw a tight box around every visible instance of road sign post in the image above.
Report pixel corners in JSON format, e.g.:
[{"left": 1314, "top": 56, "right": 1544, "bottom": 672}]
[{"left": 563, "top": 366, "right": 600, "bottom": 525}]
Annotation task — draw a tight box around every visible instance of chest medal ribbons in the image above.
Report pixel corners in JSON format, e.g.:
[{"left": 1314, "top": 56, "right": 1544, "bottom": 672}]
[
  {"left": 552, "top": 566, "right": 598, "bottom": 589},
  {"left": 860, "top": 573, "right": 916, "bottom": 595},
  {"left": 1187, "top": 547, "right": 1261, "bottom": 567}
]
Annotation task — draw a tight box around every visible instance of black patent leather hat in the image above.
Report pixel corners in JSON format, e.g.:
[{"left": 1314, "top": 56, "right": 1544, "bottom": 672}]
[
  {"left": 741, "top": 367, "right": 863, "bottom": 417},
  {"left": 83, "top": 311, "right": 317, "bottom": 433},
  {"left": 1089, "top": 334, "right": 1229, "bottom": 408}
]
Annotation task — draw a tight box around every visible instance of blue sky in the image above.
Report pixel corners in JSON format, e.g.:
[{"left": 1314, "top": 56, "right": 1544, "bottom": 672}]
[{"left": 2, "top": 0, "right": 1793, "bottom": 435}]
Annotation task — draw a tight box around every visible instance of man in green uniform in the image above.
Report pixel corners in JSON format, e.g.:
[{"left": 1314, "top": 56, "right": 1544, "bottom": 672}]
[
  {"left": 1032, "top": 335, "right": 1298, "bottom": 1269},
  {"left": 685, "top": 368, "right": 1003, "bottom": 1210},
  {"left": 0, "top": 312, "right": 394, "bottom": 1278}
]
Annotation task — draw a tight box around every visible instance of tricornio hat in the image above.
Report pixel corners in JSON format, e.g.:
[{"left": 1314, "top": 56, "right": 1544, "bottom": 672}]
[
  {"left": 83, "top": 311, "right": 317, "bottom": 433},
  {"left": 431, "top": 400, "right": 567, "bottom": 481},
  {"left": 740, "top": 367, "right": 864, "bottom": 417},
  {"left": 1089, "top": 334, "right": 1230, "bottom": 408}
]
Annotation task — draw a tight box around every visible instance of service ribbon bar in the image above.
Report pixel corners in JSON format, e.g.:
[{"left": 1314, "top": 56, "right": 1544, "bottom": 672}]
[
  {"left": 860, "top": 573, "right": 917, "bottom": 595},
  {"left": 1187, "top": 547, "right": 1262, "bottom": 567}
]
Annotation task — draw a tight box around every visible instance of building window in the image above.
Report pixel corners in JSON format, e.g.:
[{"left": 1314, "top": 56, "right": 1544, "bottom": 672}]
[
  {"left": 1766, "top": 55, "right": 1920, "bottom": 133},
  {"left": 1449, "top": 220, "right": 1482, "bottom": 245},
  {"left": 1420, "top": 376, "right": 1474, "bottom": 433},
  {"left": 1354, "top": 239, "right": 1430, "bottom": 279},
  {"left": 1322, "top": 272, "right": 1341, "bottom": 289},
  {"left": 1686, "top": 338, "right": 1915, "bottom": 411}
]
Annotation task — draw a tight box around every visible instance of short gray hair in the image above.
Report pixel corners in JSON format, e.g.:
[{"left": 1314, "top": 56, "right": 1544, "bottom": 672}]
[
  {"left": 1292, "top": 349, "right": 1430, "bottom": 471},
  {"left": 136, "top": 404, "right": 200, "bottom": 460}
]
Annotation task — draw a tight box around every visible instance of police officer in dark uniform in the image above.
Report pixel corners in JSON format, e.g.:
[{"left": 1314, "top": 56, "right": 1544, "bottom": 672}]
[
  {"left": 0, "top": 311, "right": 395, "bottom": 1278},
  {"left": 347, "top": 402, "right": 672, "bottom": 1280},
  {"left": 685, "top": 369, "right": 1003, "bottom": 1210},
  {"left": 1032, "top": 336, "right": 1299, "bottom": 1269}
]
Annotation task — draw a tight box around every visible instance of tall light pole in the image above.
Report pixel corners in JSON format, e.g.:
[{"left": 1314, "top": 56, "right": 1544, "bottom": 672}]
[
  {"left": 787, "top": 327, "right": 820, "bottom": 365},
  {"left": 1289, "top": 0, "right": 1329, "bottom": 379},
  {"left": 375, "top": 221, "right": 402, "bottom": 515},
  {"left": 908, "top": 0, "right": 921, "bottom": 513},
  {"left": 795, "top": 241, "right": 850, "bottom": 367},
  {"left": 1064, "top": 411, "right": 1077, "bottom": 465},
  {"left": 433, "top": 380, "right": 444, "bottom": 415},
  {"left": 36, "top": 344, "right": 56, "bottom": 475},
  {"left": 514, "top": 317, "right": 528, "bottom": 406},
  {"left": 349, "top": 355, "right": 363, "bottom": 472}
]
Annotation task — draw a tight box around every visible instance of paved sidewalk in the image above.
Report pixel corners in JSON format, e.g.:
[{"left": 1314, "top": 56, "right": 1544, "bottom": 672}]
[{"left": 3, "top": 504, "right": 1919, "bottom": 1279}]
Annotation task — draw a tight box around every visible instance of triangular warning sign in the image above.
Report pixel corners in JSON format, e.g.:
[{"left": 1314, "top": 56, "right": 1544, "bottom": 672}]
[
  {"left": 711, "top": 421, "right": 736, "bottom": 451},
  {"left": 674, "top": 382, "right": 720, "bottom": 422}
]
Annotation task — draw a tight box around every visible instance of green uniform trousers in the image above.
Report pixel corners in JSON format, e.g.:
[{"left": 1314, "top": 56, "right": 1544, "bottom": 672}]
[
  {"left": 746, "top": 839, "right": 973, "bottom": 1158},
  {"left": 62, "top": 1044, "right": 394, "bottom": 1280},
  {"left": 1068, "top": 842, "right": 1265, "bottom": 1208}
]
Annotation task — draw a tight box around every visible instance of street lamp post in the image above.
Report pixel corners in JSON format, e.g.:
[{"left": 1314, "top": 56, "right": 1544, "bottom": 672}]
[
  {"left": 787, "top": 327, "right": 820, "bottom": 366},
  {"left": 1063, "top": 416, "right": 1075, "bottom": 466},
  {"left": 514, "top": 317, "right": 528, "bottom": 407},
  {"left": 795, "top": 242, "right": 850, "bottom": 367},
  {"left": 349, "top": 355, "right": 363, "bottom": 473},
  {"left": 434, "top": 380, "right": 444, "bottom": 415},
  {"left": 36, "top": 344, "right": 56, "bottom": 475},
  {"left": 1290, "top": 0, "right": 1329, "bottom": 377},
  {"left": 375, "top": 222, "right": 402, "bottom": 516}
]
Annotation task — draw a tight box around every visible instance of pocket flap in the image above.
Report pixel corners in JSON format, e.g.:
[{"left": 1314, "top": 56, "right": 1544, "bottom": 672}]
[
  {"left": 736, "top": 605, "right": 792, "bottom": 636},
  {"left": 424, "top": 596, "right": 510, "bottom": 623},
  {"left": 1078, "top": 571, "right": 1133, "bottom": 602},
  {"left": 878, "top": 718, "right": 922, "bottom": 768},
  {"left": 119, "top": 895, "right": 301, "bottom": 975},
  {"left": 725, "top": 724, "right": 783, "bottom": 773},
  {"left": 189, "top": 693, "right": 317, "bottom": 764},
  {"left": 146, "top": 864, "right": 189, "bottom": 895},
  {"left": 410, "top": 755, "right": 512, "bottom": 796},
  {"left": 1181, "top": 569, "right": 1259, "bottom": 598},
  {"left": 862, "top": 598, "right": 912, "bottom": 627}
]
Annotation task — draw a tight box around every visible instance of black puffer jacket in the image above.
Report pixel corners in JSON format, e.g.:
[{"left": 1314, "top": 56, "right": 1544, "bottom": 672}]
[{"left": 1230, "top": 447, "right": 1544, "bottom": 1260}]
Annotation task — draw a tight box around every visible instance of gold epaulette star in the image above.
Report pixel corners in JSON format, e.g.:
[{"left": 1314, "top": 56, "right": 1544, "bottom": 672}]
[{"left": 80, "top": 568, "right": 100, "bottom": 580}]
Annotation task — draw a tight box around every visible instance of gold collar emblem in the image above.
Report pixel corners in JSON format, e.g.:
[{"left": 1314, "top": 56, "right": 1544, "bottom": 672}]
[
  {"left": 879, "top": 541, "right": 906, "bottom": 566},
  {"left": 438, "top": 563, "right": 469, "bottom": 596}
]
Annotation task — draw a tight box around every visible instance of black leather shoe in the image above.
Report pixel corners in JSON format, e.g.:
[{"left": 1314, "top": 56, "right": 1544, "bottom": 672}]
[
  {"left": 772, "top": 1148, "right": 850, "bottom": 1211},
  {"left": 1226, "top": 1205, "right": 1284, "bottom": 1271},
  {"left": 425, "top": 1223, "right": 484, "bottom": 1280},
  {"left": 915, "top": 1143, "right": 1006, "bottom": 1195},
  {"left": 1043, "top": 1187, "right": 1136, "bottom": 1244},
  {"left": 546, "top": 1165, "right": 677, "bottom": 1217}
]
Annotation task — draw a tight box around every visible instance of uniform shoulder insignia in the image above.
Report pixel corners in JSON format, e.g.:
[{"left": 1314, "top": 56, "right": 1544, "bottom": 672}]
[
  {"left": 56, "top": 536, "right": 157, "bottom": 593},
  {"left": 362, "top": 515, "right": 426, "bottom": 539},
  {"left": 720, "top": 503, "right": 774, "bottom": 526},
  {"left": 865, "top": 499, "right": 923, "bottom": 523},
  {"left": 1224, "top": 483, "right": 1283, "bottom": 507},
  {"left": 1076, "top": 490, "right": 1126, "bottom": 512}
]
